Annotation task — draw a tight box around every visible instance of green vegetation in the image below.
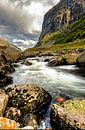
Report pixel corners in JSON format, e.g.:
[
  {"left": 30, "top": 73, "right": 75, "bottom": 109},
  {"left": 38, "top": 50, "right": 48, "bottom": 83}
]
[
  {"left": 49, "top": 40, "right": 85, "bottom": 52},
  {"left": 40, "top": 16, "right": 85, "bottom": 47},
  {"left": 53, "top": 99, "right": 85, "bottom": 113}
]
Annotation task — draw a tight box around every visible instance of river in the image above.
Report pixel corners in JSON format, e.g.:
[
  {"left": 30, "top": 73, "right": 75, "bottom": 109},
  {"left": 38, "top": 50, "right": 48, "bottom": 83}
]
[
  {"left": 8, "top": 57, "right": 85, "bottom": 98},
  {"left": 7, "top": 57, "right": 85, "bottom": 129}
]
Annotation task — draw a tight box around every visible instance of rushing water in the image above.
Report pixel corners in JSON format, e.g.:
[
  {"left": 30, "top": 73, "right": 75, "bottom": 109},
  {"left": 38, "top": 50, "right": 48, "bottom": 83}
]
[
  {"left": 7, "top": 57, "right": 85, "bottom": 129},
  {"left": 8, "top": 57, "right": 85, "bottom": 98}
]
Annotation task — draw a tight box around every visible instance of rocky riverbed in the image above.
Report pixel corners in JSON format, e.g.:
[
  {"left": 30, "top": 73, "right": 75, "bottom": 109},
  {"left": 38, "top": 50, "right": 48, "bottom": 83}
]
[{"left": 0, "top": 56, "right": 83, "bottom": 129}]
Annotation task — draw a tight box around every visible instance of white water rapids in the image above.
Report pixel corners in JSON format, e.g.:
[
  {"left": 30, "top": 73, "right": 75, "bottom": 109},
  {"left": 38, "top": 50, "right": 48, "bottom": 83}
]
[
  {"left": 8, "top": 57, "right": 85, "bottom": 98},
  {"left": 7, "top": 57, "right": 85, "bottom": 129}
]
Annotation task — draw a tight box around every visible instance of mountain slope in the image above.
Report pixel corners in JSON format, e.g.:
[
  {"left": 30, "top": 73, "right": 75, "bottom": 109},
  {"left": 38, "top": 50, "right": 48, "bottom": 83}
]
[
  {"left": 0, "top": 39, "right": 21, "bottom": 62},
  {"left": 36, "top": 0, "right": 85, "bottom": 47},
  {"left": 39, "top": 16, "right": 85, "bottom": 47}
]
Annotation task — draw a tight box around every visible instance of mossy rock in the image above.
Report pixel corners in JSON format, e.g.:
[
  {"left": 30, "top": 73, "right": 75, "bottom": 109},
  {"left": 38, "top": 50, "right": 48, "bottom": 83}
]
[{"left": 51, "top": 99, "right": 85, "bottom": 130}]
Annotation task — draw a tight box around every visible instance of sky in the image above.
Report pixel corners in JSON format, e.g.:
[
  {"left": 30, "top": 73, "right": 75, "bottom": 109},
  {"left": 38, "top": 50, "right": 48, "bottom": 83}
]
[{"left": 0, "top": 0, "right": 60, "bottom": 50}]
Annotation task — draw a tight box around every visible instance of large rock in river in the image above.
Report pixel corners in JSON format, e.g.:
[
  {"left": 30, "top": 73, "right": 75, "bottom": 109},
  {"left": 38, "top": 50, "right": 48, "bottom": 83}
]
[
  {"left": 51, "top": 99, "right": 85, "bottom": 130},
  {"left": 5, "top": 84, "right": 52, "bottom": 114}
]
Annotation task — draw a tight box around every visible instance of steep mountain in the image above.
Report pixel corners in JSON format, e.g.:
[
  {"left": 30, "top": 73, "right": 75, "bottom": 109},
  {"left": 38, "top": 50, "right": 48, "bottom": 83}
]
[
  {"left": 38, "top": 16, "right": 85, "bottom": 47},
  {"left": 36, "top": 0, "right": 85, "bottom": 47}
]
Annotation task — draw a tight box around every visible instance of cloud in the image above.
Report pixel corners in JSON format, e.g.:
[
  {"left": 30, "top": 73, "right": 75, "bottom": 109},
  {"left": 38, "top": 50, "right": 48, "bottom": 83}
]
[{"left": 0, "top": 0, "right": 60, "bottom": 35}]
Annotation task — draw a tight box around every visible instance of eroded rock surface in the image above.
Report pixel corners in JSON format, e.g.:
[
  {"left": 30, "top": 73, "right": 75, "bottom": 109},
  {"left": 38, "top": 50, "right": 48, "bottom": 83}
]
[
  {"left": 51, "top": 99, "right": 85, "bottom": 130},
  {"left": 5, "top": 84, "right": 52, "bottom": 114}
]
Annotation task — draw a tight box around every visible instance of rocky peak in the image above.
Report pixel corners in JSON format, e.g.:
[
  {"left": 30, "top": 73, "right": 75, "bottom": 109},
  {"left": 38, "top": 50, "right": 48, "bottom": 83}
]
[{"left": 37, "top": 0, "right": 85, "bottom": 47}]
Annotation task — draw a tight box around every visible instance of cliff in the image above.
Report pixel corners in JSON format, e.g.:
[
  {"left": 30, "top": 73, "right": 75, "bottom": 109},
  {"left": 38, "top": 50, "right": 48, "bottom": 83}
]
[{"left": 36, "top": 0, "right": 85, "bottom": 47}]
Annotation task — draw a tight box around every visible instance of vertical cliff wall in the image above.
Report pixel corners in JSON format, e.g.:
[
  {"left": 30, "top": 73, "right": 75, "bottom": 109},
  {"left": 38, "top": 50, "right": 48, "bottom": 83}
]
[{"left": 36, "top": 0, "right": 85, "bottom": 47}]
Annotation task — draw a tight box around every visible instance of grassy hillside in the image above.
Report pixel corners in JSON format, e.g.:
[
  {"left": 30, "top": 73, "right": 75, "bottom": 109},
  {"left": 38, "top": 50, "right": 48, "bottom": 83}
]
[{"left": 40, "top": 16, "right": 85, "bottom": 47}]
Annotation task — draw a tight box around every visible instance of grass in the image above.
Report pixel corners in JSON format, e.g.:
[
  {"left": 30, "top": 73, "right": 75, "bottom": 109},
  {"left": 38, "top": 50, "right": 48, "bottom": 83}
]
[{"left": 40, "top": 16, "right": 85, "bottom": 47}]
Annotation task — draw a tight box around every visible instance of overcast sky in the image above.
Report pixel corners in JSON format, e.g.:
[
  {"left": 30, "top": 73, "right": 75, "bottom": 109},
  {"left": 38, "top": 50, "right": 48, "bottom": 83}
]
[{"left": 0, "top": 0, "right": 60, "bottom": 35}]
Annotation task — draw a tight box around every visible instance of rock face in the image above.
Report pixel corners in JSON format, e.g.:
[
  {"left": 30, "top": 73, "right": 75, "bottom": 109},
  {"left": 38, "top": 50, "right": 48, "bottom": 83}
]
[
  {"left": 51, "top": 99, "right": 85, "bottom": 130},
  {"left": 0, "top": 90, "right": 9, "bottom": 116},
  {"left": 6, "top": 84, "right": 52, "bottom": 115},
  {"left": 0, "top": 55, "right": 14, "bottom": 87},
  {"left": 36, "top": 0, "right": 85, "bottom": 46}
]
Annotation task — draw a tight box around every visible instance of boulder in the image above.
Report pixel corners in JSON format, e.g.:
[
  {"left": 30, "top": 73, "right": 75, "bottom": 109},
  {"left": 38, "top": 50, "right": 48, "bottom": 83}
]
[
  {"left": 77, "top": 50, "right": 85, "bottom": 67},
  {"left": 0, "top": 76, "right": 13, "bottom": 88},
  {"left": 5, "top": 84, "right": 52, "bottom": 115},
  {"left": 51, "top": 99, "right": 85, "bottom": 130},
  {"left": 24, "top": 60, "right": 32, "bottom": 66},
  {"left": 47, "top": 59, "right": 61, "bottom": 67},
  {"left": 0, "top": 90, "right": 9, "bottom": 116},
  {"left": 47, "top": 58, "right": 67, "bottom": 67},
  {"left": 12, "top": 63, "right": 19, "bottom": 68},
  {"left": 44, "top": 58, "right": 50, "bottom": 62},
  {"left": 0, "top": 117, "right": 17, "bottom": 129}
]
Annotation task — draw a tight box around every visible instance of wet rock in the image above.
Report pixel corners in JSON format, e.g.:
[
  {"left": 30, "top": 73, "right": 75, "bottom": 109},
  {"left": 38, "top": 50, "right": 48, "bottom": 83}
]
[
  {"left": 51, "top": 99, "right": 85, "bottom": 130},
  {"left": 5, "top": 107, "right": 21, "bottom": 123},
  {"left": 5, "top": 84, "right": 52, "bottom": 115},
  {"left": 47, "top": 58, "right": 67, "bottom": 67},
  {"left": 47, "top": 59, "right": 61, "bottom": 67},
  {"left": 44, "top": 58, "right": 50, "bottom": 62},
  {"left": 24, "top": 60, "right": 32, "bottom": 66},
  {"left": 0, "top": 76, "right": 13, "bottom": 88},
  {"left": 0, "top": 56, "right": 14, "bottom": 87},
  {"left": 12, "top": 63, "right": 19, "bottom": 68},
  {"left": 77, "top": 50, "right": 85, "bottom": 67},
  {"left": 22, "top": 114, "right": 38, "bottom": 130},
  {"left": 0, "top": 117, "right": 17, "bottom": 129},
  {"left": 0, "top": 90, "right": 9, "bottom": 116}
]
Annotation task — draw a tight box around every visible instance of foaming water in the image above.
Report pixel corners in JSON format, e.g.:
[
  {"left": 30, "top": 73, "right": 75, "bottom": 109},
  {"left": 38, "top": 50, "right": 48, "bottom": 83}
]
[
  {"left": 7, "top": 58, "right": 85, "bottom": 129},
  {"left": 8, "top": 58, "right": 85, "bottom": 98}
]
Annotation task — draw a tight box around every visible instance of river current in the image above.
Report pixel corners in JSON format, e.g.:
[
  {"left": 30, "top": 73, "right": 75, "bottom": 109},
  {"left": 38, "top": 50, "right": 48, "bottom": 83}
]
[
  {"left": 7, "top": 57, "right": 85, "bottom": 129},
  {"left": 8, "top": 57, "right": 85, "bottom": 99}
]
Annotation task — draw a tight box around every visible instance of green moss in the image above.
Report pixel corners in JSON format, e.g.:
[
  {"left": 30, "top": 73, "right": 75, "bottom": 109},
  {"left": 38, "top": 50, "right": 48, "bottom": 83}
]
[
  {"left": 40, "top": 16, "right": 85, "bottom": 46},
  {"left": 53, "top": 99, "right": 85, "bottom": 114}
]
